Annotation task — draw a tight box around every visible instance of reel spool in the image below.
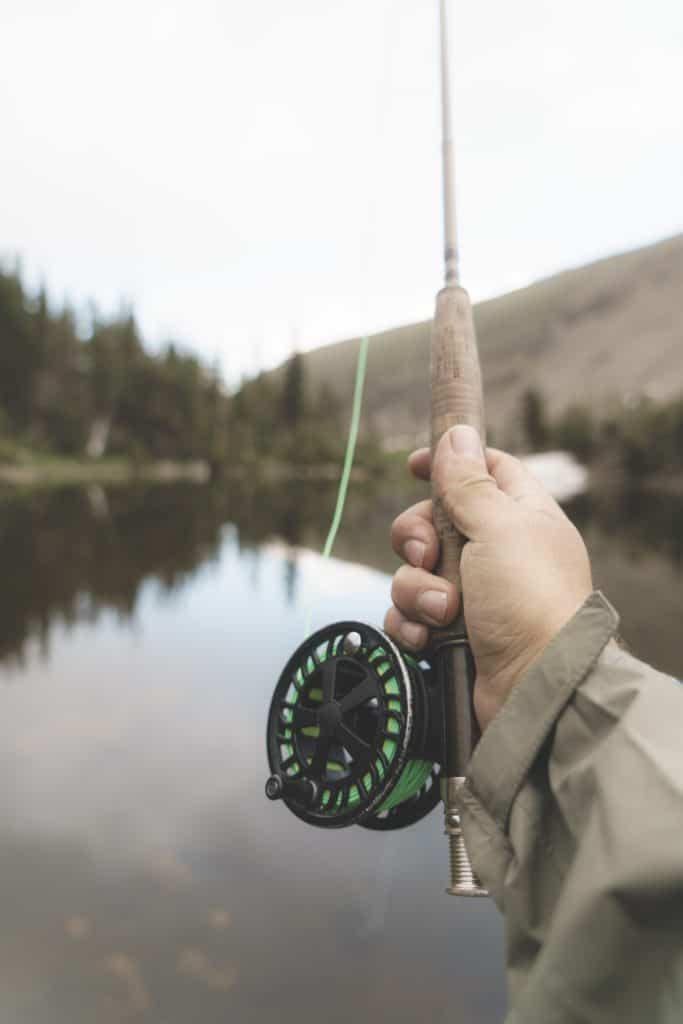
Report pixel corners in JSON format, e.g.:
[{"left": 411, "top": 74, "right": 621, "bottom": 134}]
[{"left": 265, "top": 621, "right": 442, "bottom": 831}]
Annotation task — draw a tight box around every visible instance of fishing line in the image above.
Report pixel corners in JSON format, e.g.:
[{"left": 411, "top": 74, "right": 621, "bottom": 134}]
[
  {"left": 320, "top": 334, "right": 369, "bottom": 563},
  {"left": 302, "top": 0, "right": 399, "bottom": 631},
  {"left": 272, "top": 2, "right": 442, "bottom": 830},
  {"left": 303, "top": 333, "right": 369, "bottom": 638}
]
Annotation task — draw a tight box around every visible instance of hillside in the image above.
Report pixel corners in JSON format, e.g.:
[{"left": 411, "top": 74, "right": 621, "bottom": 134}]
[{"left": 273, "top": 234, "right": 683, "bottom": 449}]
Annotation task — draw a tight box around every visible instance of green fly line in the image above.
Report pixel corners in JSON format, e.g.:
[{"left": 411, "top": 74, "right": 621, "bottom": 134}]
[
  {"left": 303, "top": 352, "right": 434, "bottom": 816},
  {"left": 321, "top": 334, "right": 369, "bottom": 561},
  {"left": 304, "top": 334, "right": 369, "bottom": 634}
]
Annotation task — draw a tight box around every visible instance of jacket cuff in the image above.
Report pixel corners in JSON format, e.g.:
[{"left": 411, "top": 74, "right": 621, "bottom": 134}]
[{"left": 460, "top": 591, "right": 619, "bottom": 832}]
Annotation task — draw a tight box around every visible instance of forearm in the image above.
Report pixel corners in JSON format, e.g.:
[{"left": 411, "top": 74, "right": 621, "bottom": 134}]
[{"left": 457, "top": 593, "right": 683, "bottom": 1022}]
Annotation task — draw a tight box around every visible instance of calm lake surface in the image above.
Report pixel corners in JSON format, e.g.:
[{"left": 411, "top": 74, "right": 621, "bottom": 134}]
[{"left": 1, "top": 478, "right": 681, "bottom": 1024}]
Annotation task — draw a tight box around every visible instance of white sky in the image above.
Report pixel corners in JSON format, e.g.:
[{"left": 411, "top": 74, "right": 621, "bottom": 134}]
[{"left": 1, "top": 0, "right": 682, "bottom": 386}]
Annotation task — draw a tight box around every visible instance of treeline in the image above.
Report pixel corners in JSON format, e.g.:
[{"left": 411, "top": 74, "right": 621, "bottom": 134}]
[
  {"left": 12, "top": 256, "right": 680, "bottom": 482},
  {"left": 0, "top": 266, "right": 228, "bottom": 465},
  {"left": 228, "top": 354, "right": 381, "bottom": 468},
  {"left": 520, "top": 388, "right": 683, "bottom": 480},
  {"left": 0, "top": 265, "right": 370, "bottom": 471}
]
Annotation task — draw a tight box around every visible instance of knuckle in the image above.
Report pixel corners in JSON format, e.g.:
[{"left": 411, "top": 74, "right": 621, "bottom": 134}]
[
  {"left": 393, "top": 564, "right": 414, "bottom": 591},
  {"left": 435, "top": 466, "right": 475, "bottom": 501},
  {"left": 390, "top": 512, "right": 404, "bottom": 536},
  {"left": 390, "top": 511, "right": 410, "bottom": 544},
  {"left": 390, "top": 574, "right": 400, "bottom": 604},
  {"left": 440, "top": 473, "right": 498, "bottom": 523},
  {"left": 383, "top": 606, "right": 401, "bottom": 638},
  {"left": 496, "top": 449, "right": 520, "bottom": 470},
  {"left": 393, "top": 508, "right": 419, "bottom": 534},
  {"left": 391, "top": 566, "right": 420, "bottom": 614}
]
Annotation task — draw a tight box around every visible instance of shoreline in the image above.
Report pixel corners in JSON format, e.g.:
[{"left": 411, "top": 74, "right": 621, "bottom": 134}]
[
  {"left": 0, "top": 457, "right": 210, "bottom": 489},
  {"left": 3, "top": 450, "right": 681, "bottom": 499}
]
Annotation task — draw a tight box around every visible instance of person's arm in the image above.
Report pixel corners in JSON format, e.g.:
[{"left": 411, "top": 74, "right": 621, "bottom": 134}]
[
  {"left": 384, "top": 426, "right": 683, "bottom": 1022},
  {"left": 459, "top": 596, "right": 683, "bottom": 1023}
]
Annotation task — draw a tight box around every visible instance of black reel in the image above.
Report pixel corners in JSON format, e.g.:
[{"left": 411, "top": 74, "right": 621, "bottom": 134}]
[{"left": 265, "top": 621, "right": 442, "bottom": 831}]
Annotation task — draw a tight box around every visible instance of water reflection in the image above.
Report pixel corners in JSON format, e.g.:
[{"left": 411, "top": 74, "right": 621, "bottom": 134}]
[
  {"left": 1, "top": 475, "right": 681, "bottom": 675},
  {"left": 0, "top": 477, "right": 681, "bottom": 1023},
  {"left": 0, "top": 485, "right": 231, "bottom": 664},
  {"left": 0, "top": 487, "right": 506, "bottom": 1023},
  {"left": 567, "top": 487, "right": 683, "bottom": 569},
  {"left": 284, "top": 552, "right": 299, "bottom": 605},
  {"left": 564, "top": 487, "right": 683, "bottom": 678}
]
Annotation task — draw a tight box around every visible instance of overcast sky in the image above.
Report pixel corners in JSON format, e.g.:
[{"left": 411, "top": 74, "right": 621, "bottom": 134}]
[{"left": 2, "top": 0, "right": 681, "bottom": 385}]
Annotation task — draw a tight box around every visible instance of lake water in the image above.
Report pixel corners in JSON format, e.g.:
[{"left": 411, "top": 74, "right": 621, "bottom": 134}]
[{"left": 1, "top": 478, "right": 681, "bottom": 1023}]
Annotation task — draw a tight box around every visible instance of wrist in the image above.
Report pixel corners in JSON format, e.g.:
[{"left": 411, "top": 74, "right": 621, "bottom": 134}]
[
  {"left": 473, "top": 594, "right": 604, "bottom": 732},
  {"left": 474, "top": 652, "right": 544, "bottom": 731}
]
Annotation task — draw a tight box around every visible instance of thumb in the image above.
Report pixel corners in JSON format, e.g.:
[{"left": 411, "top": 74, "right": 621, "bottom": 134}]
[{"left": 432, "top": 425, "right": 508, "bottom": 540}]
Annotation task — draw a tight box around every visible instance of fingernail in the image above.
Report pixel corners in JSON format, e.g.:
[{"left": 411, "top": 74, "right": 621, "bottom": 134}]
[
  {"left": 399, "top": 621, "right": 426, "bottom": 649},
  {"left": 416, "top": 589, "right": 448, "bottom": 624},
  {"left": 449, "top": 424, "right": 483, "bottom": 461},
  {"left": 404, "top": 539, "right": 426, "bottom": 568}
]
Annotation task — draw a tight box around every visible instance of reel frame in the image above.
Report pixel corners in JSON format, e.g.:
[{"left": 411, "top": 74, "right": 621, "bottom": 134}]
[{"left": 266, "top": 621, "right": 442, "bottom": 831}]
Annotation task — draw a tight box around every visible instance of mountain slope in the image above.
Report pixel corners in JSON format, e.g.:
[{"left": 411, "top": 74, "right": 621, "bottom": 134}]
[{"left": 275, "top": 233, "right": 683, "bottom": 449}]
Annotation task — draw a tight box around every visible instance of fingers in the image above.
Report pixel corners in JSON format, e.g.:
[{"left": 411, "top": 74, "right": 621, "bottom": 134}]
[
  {"left": 391, "top": 565, "right": 460, "bottom": 627},
  {"left": 391, "top": 499, "right": 439, "bottom": 570},
  {"left": 432, "top": 426, "right": 509, "bottom": 540},
  {"left": 383, "top": 606, "right": 429, "bottom": 652},
  {"left": 384, "top": 565, "right": 459, "bottom": 650},
  {"left": 408, "top": 448, "right": 431, "bottom": 481},
  {"left": 486, "top": 447, "right": 560, "bottom": 513},
  {"left": 410, "top": 444, "right": 559, "bottom": 515}
]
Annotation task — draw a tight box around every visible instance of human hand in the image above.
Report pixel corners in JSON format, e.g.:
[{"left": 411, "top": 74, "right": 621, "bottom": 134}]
[{"left": 384, "top": 425, "right": 593, "bottom": 730}]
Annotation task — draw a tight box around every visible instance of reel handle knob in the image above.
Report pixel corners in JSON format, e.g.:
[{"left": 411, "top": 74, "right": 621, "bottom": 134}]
[
  {"left": 265, "top": 774, "right": 317, "bottom": 805},
  {"left": 265, "top": 774, "right": 284, "bottom": 800}
]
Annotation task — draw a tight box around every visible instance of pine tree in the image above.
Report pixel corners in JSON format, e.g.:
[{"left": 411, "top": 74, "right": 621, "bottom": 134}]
[
  {"left": 521, "top": 388, "right": 549, "bottom": 451},
  {"left": 282, "top": 353, "right": 305, "bottom": 427}
]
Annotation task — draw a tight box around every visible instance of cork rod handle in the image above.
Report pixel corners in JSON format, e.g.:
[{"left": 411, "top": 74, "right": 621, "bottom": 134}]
[
  {"left": 431, "top": 282, "right": 486, "bottom": 784},
  {"left": 430, "top": 284, "right": 486, "bottom": 593}
]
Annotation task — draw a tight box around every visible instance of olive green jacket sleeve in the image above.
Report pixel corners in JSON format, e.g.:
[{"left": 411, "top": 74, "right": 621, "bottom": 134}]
[{"left": 456, "top": 592, "right": 683, "bottom": 1023}]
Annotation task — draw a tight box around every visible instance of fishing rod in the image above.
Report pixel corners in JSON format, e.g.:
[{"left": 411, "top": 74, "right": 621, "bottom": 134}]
[
  {"left": 430, "top": 0, "right": 487, "bottom": 896},
  {"left": 264, "top": 0, "right": 487, "bottom": 898}
]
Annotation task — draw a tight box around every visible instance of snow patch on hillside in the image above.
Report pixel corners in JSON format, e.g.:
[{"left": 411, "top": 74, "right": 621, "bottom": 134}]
[{"left": 521, "top": 451, "right": 588, "bottom": 503}]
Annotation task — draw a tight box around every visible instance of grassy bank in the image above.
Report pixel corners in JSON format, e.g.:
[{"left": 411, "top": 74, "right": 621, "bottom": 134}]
[{"left": 0, "top": 451, "right": 210, "bottom": 489}]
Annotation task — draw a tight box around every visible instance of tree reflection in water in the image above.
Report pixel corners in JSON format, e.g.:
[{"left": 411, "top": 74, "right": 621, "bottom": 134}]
[
  {"left": 0, "top": 476, "right": 681, "bottom": 1024},
  {"left": 1, "top": 478, "right": 682, "bottom": 676},
  {"left": 0, "top": 485, "right": 230, "bottom": 665}
]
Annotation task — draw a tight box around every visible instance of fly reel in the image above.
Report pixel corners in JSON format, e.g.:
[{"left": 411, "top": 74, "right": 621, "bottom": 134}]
[{"left": 265, "top": 621, "right": 442, "bottom": 831}]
